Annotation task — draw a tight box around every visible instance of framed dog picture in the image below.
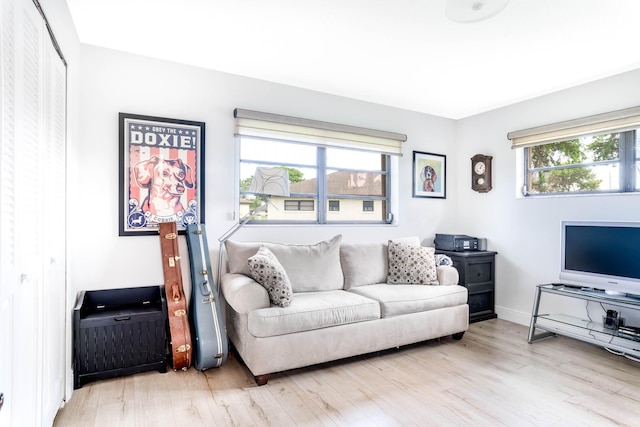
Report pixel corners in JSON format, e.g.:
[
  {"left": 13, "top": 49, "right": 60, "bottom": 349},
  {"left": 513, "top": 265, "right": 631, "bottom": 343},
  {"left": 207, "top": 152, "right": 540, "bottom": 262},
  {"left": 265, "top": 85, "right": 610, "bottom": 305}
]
[
  {"left": 119, "top": 113, "right": 205, "bottom": 236},
  {"left": 413, "top": 151, "right": 446, "bottom": 199}
]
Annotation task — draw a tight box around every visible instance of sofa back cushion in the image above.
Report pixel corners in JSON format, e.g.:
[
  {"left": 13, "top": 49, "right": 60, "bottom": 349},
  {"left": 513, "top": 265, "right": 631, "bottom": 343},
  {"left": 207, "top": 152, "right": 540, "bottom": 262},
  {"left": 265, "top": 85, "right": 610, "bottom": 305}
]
[
  {"left": 340, "top": 243, "right": 388, "bottom": 289},
  {"left": 340, "top": 236, "right": 421, "bottom": 289},
  {"left": 226, "top": 235, "right": 344, "bottom": 293}
]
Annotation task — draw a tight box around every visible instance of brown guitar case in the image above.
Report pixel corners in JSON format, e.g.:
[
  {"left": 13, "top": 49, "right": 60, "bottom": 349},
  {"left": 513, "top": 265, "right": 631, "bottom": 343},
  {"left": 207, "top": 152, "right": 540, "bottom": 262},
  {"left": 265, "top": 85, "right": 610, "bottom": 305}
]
[{"left": 158, "top": 221, "right": 192, "bottom": 370}]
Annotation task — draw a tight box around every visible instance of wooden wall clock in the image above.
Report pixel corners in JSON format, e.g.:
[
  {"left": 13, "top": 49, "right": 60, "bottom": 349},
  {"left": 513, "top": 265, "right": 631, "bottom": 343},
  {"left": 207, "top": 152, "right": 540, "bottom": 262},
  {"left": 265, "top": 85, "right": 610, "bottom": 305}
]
[{"left": 471, "top": 154, "right": 492, "bottom": 193}]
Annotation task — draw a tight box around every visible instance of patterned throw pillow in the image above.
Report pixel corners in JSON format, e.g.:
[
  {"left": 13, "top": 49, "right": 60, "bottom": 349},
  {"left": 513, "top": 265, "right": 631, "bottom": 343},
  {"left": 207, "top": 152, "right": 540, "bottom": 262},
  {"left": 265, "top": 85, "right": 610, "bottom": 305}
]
[
  {"left": 247, "top": 246, "right": 293, "bottom": 307},
  {"left": 387, "top": 241, "right": 439, "bottom": 285}
]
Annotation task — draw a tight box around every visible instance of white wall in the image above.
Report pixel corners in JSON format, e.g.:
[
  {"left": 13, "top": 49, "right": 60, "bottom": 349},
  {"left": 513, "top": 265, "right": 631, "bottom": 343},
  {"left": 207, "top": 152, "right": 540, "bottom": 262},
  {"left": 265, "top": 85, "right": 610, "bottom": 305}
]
[
  {"left": 70, "top": 44, "right": 458, "bottom": 295},
  {"left": 456, "top": 69, "right": 640, "bottom": 325},
  {"left": 71, "top": 44, "right": 640, "bottom": 367}
]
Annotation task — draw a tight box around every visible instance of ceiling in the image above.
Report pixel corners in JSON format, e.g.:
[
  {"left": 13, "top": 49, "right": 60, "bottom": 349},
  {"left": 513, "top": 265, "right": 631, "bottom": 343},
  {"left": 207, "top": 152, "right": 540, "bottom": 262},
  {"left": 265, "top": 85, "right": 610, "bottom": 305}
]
[{"left": 65, "top": 0, "right": 640, "bottom": 119}]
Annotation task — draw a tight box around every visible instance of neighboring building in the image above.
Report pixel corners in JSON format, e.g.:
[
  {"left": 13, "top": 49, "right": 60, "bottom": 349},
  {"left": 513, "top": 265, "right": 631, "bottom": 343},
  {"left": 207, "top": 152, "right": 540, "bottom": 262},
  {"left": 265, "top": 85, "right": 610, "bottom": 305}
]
[
  {"left": 239, "top": 197, "right": 253, "bottom": 218},
  {"left": 266, "top": 171, "right": 385, "bottom": 221}
]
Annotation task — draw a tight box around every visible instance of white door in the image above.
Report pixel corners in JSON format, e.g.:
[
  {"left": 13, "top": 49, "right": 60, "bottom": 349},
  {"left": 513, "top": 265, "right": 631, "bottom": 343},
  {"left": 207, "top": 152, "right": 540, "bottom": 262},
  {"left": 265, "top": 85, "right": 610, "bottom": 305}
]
[
  {"left": 0, "top": 0, "right": 18, "bottom": 421},
  {"left": 0, "top": 0, "right": 66, "bottom": 426},
  {"left": 40, "top": 30, "right": 67, "bottom": 425}
]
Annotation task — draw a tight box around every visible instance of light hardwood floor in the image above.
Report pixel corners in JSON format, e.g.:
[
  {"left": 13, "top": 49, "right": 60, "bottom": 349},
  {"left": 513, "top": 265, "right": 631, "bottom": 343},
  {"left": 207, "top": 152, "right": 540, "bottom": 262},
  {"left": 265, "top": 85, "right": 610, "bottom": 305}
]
[{"left": 54, "top": 319, "right": 640, "bottom": 426}]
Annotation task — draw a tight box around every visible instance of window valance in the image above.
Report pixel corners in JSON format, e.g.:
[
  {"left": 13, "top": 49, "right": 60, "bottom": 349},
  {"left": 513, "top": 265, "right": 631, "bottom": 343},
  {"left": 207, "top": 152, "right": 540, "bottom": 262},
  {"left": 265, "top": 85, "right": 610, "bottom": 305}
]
[
  {"left": 508, "top": 106, "right": 640, "bottom": 149},
  {"left": 234, "top": 108, "right": 407, "bottom": 156}
]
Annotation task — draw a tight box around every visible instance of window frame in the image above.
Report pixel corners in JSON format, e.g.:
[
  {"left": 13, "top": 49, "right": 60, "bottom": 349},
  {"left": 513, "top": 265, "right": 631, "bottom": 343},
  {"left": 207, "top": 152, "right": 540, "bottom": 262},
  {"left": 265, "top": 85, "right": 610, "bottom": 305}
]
[
  {"left": 238, "top": 138, "right": 395, "bottom": 225},
  {"left": 522, "top": 129, "right": 637, "bottom": 197}
]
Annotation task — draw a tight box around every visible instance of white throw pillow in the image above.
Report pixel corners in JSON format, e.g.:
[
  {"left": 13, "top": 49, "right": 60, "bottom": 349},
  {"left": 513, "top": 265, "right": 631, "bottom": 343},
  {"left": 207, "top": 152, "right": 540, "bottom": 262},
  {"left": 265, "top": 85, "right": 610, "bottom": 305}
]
[
  {"left": 267, "top": 234, "right": 343, "bottom": 292},
  {"left": 340, "top": 237, "right": 424, "bottom": 289},
  {"left": 247, "top": 246, "right": 292, "bottom": 307},
  {"left": 340, "top": 242, "right": 388, "bottom": 289},
  {"left": 387, "top": 241, "right": 439, "bottom": 285},
  {"left": 226, "top": 235, "right": 344, "bottom": 292}
]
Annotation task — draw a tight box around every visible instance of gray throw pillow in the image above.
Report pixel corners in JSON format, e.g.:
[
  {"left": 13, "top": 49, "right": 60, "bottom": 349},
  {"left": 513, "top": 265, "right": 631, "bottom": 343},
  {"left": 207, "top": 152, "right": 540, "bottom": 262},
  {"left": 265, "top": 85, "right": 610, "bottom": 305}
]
[
  {"left": 247, "top": 246, "right": 292, "bottom": 307},
  {"left": 387, "top": 241, "right": 439, "bottom": 285},
  {"left": 226, "top": 235, "right": 343, "bottom": 292}
]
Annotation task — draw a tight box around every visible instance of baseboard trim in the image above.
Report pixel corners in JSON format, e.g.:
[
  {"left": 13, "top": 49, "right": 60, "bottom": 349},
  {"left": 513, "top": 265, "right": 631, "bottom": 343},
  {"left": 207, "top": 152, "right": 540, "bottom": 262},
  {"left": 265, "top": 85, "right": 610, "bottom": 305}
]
[{"left": 495, "top": 306, "right": 531, "bottom": 327}]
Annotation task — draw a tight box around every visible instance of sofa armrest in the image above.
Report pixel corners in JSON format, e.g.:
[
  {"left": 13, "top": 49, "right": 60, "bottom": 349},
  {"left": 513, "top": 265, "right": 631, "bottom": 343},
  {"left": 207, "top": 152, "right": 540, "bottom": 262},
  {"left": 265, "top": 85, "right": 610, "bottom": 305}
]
[
  {"left": 437, "top": 265, "right": 459, "bottom": 286},
  {"left": 221, "top": 273, "right": 270, "bottom": 314}
]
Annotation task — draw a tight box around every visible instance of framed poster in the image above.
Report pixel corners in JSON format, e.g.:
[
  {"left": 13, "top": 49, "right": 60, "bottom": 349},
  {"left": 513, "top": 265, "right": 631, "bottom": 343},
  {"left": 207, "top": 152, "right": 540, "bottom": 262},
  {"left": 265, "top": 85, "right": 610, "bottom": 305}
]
[
  {"left": 413, "top": 151, "right": 446, "bottom": 199},
  {"left": 119, "top": 113, "right": 205, "bottom": 236}
]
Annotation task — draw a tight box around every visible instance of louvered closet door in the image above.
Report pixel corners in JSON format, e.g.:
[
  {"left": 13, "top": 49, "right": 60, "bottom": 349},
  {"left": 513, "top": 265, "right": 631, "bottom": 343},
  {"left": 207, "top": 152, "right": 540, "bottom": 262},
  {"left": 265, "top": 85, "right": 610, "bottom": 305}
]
[
  {"left": 1, "top": 1, "right": 43, "bottom": 425},
  {"left": 0, "top": 0, "right": 66, "bottom": 426},
  {"left": 0, "top": 0, "right": 19, "bottom": 423},
  {"left": 40, "top": 26, "right": 66, "bottom": 426}
]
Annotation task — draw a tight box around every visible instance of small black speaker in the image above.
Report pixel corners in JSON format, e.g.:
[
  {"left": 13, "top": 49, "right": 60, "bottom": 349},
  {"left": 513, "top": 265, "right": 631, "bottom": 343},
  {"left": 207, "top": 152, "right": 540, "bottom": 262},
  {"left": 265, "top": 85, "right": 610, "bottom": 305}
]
[{"left": 604, "top": 309, "right": 620, "bottom": 330}]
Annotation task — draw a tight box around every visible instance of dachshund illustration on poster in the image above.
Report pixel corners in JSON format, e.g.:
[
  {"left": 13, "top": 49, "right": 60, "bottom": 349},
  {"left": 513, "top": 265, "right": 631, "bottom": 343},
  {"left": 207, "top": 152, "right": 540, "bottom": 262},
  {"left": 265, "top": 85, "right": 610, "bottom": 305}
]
[{"left": 119, "top": 113, "right": 205, "bottom": 235}]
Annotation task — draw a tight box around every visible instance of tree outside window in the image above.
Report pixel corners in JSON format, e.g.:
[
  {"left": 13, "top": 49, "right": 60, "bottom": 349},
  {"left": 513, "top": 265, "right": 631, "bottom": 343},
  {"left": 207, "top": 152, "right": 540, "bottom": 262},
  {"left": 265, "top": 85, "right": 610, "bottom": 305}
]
[{"left": 525, "top": 130, "right": 636, "bottom": 195}]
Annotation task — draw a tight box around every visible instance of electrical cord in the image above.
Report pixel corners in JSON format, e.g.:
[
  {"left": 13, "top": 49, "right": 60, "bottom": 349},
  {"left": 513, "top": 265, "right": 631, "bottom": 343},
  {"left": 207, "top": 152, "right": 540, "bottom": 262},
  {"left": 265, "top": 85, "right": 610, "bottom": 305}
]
[
  {"left": 598, "top": 303, "right": 640, "bottom": 361},
  {"left": 625, "top": 354, "right": 640, "bottom": 362},
  {"left": 585, "top": 300, "right": 598, "bottom": 341},
  {"left": 603, "top": 346, "right": 640, "bottom": 362}
]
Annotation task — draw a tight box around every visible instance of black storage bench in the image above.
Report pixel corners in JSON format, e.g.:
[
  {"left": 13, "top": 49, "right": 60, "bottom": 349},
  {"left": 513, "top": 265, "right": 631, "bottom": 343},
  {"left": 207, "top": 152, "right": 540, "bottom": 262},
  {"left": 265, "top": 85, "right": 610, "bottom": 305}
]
[{"left": 73, "top": 285, "right": 168, "bottom": 389}]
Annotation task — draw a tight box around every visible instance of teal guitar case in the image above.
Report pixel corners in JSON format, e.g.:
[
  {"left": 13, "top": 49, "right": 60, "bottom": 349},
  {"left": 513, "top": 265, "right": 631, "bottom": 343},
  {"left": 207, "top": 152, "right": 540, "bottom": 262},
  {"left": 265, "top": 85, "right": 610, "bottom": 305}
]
[{"left": 185, "top": 223, "right": 228, "bottom": 370}]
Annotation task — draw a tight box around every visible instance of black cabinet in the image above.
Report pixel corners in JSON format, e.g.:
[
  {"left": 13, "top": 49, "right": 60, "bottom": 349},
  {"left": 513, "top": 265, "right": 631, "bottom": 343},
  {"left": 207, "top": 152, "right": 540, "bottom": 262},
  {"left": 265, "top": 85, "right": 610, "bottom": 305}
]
[
  {"left": 73, "top": 285, "right": 168, "bottom": 388},
  {"left": 436, "top": 250, "right": 498, "bottom": 323}
]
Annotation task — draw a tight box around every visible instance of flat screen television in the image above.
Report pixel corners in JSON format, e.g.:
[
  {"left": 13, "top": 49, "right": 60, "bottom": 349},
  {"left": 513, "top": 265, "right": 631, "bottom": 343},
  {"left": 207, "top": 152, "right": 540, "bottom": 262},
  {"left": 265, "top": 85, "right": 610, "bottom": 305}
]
[{"left": 560, "top": 220, "right": 640, "bottom": 296}]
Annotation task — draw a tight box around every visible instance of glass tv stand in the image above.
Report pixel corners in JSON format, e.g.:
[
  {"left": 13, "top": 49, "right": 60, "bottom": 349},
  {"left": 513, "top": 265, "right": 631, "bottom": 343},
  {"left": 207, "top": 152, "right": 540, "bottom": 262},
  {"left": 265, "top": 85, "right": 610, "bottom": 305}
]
[{"left": 528, "top": 283, "right": 640, "bottom": 359}]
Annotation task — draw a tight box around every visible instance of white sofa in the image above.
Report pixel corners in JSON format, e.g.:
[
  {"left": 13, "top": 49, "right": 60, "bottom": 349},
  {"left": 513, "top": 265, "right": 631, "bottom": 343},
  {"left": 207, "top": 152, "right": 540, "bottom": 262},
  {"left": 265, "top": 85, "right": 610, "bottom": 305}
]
[{"left": 220, "top": 235, "right": 468, "bottom": 385}]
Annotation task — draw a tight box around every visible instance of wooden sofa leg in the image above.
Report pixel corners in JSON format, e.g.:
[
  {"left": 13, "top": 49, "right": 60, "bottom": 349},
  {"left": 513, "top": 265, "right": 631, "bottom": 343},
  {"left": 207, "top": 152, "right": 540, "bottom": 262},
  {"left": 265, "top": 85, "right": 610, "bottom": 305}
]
[
  {"left": 254, "top": 374, "right": 270, "bottom": 386},
  {"left": 452, "top": 331, "right": 465, "bottom": 340}
]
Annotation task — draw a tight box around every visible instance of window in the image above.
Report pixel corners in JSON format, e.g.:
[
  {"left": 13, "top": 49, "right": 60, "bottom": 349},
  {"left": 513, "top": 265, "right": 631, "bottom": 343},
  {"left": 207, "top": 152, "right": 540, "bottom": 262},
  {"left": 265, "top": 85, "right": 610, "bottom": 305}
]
[
  {"left": 239, "top": 138, "right": 390, "bottom": 222},
  {"left": 524, "top": 130, "right": 637, "bottom": 195},
  {"left": 285, "top": 200, "right": 315, "bottom": 211},
  {"left": 508, "top": 106, "right": 640, "bottom": 196},
  {"left": 235, "top": 109, "right": 405, "bottom": 224}
]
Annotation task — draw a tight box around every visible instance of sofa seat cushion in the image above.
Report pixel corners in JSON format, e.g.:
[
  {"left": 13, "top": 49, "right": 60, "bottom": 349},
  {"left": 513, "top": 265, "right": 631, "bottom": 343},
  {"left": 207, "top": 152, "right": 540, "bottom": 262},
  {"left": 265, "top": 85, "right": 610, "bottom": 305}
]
[
  {"left": 247, "top": 290, "right": 380, "bottom": 338},
  {"left": 347, "top": 284, "right": 467, "bottom": 318}
]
